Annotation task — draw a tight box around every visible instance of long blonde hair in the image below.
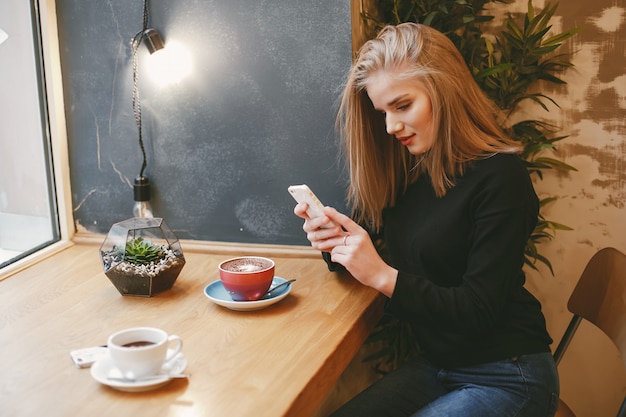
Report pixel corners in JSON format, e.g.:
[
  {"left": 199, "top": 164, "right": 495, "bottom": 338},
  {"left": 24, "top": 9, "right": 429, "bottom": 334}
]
[{"left": 337, "top": 22, "right": 521, "bottom": 232}]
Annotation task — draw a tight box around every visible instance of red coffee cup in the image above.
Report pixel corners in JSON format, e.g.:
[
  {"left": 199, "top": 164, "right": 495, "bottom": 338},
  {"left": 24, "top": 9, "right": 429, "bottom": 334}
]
[{"left": 218, "top": 256, "right": 275, "bottom": 301}]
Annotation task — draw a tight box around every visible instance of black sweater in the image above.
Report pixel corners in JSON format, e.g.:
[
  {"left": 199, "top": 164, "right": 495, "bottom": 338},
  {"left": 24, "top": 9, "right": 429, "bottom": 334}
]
[{"left": 383, "top": 153, "right": 552, "bottom": 368}]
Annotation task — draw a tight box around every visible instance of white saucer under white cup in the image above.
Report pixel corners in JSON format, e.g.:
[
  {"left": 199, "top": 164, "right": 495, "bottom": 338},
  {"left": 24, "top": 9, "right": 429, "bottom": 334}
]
[{"left": 91, "top": 349, "right": 187, "bottom": 392}]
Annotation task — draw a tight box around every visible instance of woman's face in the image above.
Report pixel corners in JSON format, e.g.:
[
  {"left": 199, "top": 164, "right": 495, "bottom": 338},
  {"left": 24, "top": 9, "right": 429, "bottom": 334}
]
[{"left": 366, "top": 70, "right": 434, "bottom": 155}]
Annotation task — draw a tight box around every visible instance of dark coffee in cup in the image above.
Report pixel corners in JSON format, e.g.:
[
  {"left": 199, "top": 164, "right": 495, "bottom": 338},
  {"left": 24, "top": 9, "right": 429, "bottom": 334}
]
[{"left": 122, "top": 340, "right": 156, "bottom": 348}]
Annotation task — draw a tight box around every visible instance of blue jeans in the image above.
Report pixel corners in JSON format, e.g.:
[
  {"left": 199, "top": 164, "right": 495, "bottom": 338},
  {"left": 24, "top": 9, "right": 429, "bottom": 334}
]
[{"left": 330, "top": 352, "right": 559, "bottom": 417}]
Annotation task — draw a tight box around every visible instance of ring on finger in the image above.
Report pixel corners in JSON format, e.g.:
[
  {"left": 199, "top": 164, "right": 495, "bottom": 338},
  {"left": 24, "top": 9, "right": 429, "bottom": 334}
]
[{"left": 343, "top": 235, "right": 348, "bottom": 246}]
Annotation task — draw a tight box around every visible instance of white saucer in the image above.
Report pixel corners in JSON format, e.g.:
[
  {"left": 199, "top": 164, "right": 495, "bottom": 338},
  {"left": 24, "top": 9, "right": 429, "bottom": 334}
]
[
  {"left": 90, "top": 349, "right": 187, "bottom": 392},
  {"left": 204, "top": 276, "right": 292, "bottom": 311}
]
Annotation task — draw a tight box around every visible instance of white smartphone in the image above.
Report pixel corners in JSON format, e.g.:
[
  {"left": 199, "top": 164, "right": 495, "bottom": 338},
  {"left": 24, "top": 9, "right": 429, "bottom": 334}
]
[{"left": 288, "top": 184, "right": 336, "bottom": 227}]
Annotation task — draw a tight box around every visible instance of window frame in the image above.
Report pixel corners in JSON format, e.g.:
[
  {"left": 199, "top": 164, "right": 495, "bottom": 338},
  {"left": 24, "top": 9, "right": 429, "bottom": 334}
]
[{"left": 0, "top": 0, "right": 74, "bottom": 281}]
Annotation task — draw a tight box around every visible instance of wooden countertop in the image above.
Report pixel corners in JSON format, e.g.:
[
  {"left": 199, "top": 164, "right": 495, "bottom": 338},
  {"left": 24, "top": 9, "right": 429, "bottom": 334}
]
[{"left": 0, "top": 241, "right": 384, "bottom": 417}]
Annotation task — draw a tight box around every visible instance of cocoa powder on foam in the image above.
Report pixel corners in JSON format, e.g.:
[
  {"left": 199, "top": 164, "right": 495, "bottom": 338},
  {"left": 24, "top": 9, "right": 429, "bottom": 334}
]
[{"left": 222, "top": 258, "right": 272, "bottom": 273}]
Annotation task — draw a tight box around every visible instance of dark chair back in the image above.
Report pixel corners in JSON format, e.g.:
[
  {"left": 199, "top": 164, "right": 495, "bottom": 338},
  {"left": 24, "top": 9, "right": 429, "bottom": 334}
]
[{"left": 553, "top": 247, "right": 626, "bottom": 417}]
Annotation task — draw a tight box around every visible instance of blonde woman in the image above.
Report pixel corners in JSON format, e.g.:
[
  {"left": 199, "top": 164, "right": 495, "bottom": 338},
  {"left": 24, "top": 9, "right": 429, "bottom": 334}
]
[{"left": 294, "top": 23, "right": 558, "bottom": 417}]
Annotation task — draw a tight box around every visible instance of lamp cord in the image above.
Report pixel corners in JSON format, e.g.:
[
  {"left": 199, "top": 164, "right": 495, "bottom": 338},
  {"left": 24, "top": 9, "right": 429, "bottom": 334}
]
[{"left": 131, "top": 0, "right": 150, "bottom": 178}]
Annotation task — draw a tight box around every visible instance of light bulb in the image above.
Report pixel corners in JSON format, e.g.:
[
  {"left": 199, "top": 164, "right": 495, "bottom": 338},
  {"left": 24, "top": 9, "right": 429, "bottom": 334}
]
[
  {"left": 133, "top": 201, "right": 154, "bottom": 218},
  {"left": 133, "top": 176, "right": 154, "bottom": 218},
  {"left": 145, "top": 40, "right": 192, "bottom": 86}
]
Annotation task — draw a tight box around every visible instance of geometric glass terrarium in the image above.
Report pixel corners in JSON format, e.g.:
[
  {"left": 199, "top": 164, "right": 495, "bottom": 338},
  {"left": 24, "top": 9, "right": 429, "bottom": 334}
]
[{"left": 99, "top": 217, "right": 186, "bottom": 297}]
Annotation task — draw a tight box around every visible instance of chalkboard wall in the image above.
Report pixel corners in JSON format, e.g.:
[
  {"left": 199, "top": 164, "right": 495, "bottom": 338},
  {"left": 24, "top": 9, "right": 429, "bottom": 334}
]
[{"left": 55, "top": 0, "right": 352, "bottom": 246}]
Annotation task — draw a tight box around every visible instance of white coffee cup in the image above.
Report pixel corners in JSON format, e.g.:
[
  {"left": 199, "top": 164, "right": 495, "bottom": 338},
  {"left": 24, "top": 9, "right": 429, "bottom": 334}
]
[{"left": 107, "top": 327, "right": 183, "bottom": 378}]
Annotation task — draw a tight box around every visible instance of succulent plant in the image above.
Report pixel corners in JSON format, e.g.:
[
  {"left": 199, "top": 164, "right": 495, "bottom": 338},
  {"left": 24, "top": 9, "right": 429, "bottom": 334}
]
[{"left": 123, "top": 237, "right": 166, "bottom": 265}]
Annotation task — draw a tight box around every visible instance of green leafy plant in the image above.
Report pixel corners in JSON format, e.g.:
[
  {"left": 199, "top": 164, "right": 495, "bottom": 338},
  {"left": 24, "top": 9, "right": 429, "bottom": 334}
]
[
  {"left": 123, "top": 237, "right": 165, "bottom": 265},
  {"left": 360, "top": 0, "right": 580, "bottom": 372}
]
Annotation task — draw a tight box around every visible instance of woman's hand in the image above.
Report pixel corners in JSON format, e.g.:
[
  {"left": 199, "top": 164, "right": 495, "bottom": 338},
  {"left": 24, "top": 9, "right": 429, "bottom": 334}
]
[
  {"left": 293, "top": 202, "right": 344, "bottom": 248},
  {"left": 293, "top": 203, "right": 397, "bottom": 297}
]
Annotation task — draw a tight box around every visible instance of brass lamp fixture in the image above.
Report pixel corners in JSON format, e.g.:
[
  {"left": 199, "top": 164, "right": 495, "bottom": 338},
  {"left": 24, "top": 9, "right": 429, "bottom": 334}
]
[{"left": 130, "top": 0, "right": 165, "bottom": 218}]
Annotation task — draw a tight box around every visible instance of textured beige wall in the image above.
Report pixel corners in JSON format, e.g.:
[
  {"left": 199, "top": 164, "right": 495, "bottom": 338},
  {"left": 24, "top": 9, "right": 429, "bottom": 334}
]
[
  {"left": 321, "top": 1, "right": 626, "bottom": 416},
  {"left": 489, "top": 1, "right": 626, "bottom": 416}
]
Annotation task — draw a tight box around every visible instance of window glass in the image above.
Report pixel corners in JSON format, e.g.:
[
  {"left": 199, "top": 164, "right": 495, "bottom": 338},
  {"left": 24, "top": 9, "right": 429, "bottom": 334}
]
[{"left": 0, "top": 0, "right": 60, "bottom": 268}]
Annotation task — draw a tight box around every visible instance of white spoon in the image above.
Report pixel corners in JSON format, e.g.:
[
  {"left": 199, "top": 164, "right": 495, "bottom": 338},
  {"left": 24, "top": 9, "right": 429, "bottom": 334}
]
[{"left": 108, "top": 373, "right": 190, "bottom": 383}]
